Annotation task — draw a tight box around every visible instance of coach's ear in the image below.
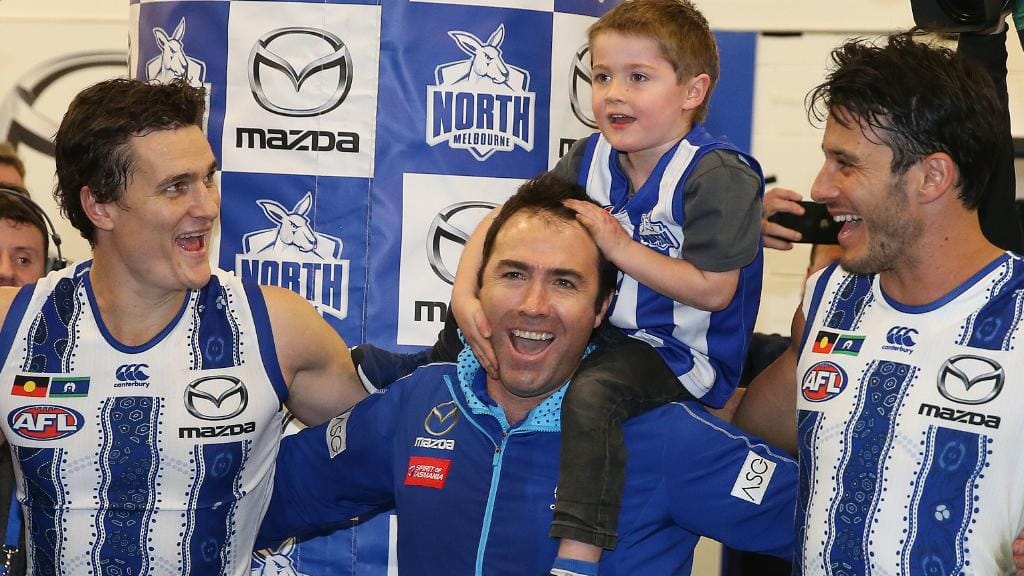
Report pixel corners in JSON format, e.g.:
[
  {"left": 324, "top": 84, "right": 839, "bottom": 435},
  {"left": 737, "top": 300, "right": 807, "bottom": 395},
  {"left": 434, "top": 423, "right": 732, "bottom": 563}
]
[
  {"left": 916, "top": 152, "right": 957, "bottom": 205},
  {"left": 80, "top": 185, "right": 115, "bottom": 232}
]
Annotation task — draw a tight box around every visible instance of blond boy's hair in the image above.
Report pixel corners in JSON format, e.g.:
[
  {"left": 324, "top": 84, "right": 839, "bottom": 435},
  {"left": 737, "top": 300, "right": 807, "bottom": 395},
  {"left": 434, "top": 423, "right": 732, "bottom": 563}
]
[{"left": 589, "top": 0, "right": 718, "bottom": 122}]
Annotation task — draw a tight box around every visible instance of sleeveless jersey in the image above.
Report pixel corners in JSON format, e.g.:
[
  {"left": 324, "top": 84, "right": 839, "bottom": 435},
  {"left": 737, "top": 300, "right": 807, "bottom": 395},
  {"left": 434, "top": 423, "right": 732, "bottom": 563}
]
[
  {"left": 794, "top": 254, "right": 1024, "bottom": 575},
  {"left": 577, "top": 125, "right": 764, "bottom": 406},
  {"left": 0, "top": 264, "right": 287, "bottom": 576}
]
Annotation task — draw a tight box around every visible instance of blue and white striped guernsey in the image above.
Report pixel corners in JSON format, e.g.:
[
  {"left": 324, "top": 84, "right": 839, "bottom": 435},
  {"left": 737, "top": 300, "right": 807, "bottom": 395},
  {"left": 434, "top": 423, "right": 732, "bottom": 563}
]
[
  {"left": 576, "top": 124, "right": 764, "bottom": 407},
  {"left": 794, "top": 253, "right": 1024, "bottom": 575},
  {"left": 0, "top": 263, "right": 286, "bottom": 576}
]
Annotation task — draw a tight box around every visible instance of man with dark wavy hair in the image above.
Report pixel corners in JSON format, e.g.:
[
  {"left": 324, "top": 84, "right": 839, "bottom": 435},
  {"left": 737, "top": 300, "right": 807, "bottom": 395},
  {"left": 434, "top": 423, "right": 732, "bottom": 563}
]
[
  {"left": 0, "top": 78, "right": 366, "bottom": 575},
  {"left": 736, "top": 33, "right": 1024, "bottom": 574},
  {"left": 257, "top": 174, "right": 798, "bottom": 576}
]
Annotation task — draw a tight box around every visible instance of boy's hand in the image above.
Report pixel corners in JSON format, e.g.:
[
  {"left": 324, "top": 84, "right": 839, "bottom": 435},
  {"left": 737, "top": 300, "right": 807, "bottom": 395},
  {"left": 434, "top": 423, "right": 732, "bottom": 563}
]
[
  {"left": 1014, "top": 528, "right": 1024, "bottom": 575},
  {"left": 452, "top": 294, "right": 499, "bottom": 379},
  {"left": 762, "top": 186, "right": 805, "bottom": 250},
  {"left": 563, "top": 199, "right": 631, "bottom": 263}
]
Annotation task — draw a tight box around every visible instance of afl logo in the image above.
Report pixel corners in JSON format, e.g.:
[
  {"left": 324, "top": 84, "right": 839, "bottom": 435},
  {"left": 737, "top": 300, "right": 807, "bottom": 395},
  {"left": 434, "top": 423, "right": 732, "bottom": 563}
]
[
  {"left": 801, "top": 361, "right": 847, "bottom": 402},
  {"left": 8, "top": 405, "right": 84, "bottom": 440}
]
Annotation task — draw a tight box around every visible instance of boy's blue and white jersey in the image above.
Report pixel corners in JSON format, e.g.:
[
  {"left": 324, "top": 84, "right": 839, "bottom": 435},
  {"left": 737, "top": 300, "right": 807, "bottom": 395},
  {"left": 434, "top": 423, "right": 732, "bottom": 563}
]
[
  {"left": 0, "top": 264, "right": 287, "bottom": 576},
  {"left": 795, "top": 254, "right": 1024, "bottom": 575},
  {"left": 258, "top": 348, "right": 797, "bottom": 576},
  {"left": 575, "top": 124, "right": 764, "bottom": 406}
]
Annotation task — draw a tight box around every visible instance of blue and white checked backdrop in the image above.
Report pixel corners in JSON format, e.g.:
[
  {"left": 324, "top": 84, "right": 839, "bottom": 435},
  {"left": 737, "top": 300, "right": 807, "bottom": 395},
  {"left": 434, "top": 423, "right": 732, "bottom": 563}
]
[{"left": 130, "top": 1, "right": 755, "bottom": 573}]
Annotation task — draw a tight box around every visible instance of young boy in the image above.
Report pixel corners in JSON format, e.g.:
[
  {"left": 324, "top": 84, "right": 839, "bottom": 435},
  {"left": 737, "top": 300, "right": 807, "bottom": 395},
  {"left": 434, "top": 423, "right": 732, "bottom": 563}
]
[{"left": 442, "top": 1, "right": 764, "bottom": 574}]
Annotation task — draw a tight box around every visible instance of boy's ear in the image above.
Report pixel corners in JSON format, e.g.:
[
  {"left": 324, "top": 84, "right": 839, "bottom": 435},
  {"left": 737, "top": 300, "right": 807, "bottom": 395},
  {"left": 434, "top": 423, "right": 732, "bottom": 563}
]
[{"left": 681, "top": 73, "right": 711, "bottom": 112}]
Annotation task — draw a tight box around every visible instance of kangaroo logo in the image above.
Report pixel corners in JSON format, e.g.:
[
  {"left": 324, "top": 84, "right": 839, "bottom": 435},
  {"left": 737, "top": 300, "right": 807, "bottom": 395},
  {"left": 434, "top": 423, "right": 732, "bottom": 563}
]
[
  {"left": 145, "top": 18, "right": 207, "bottom": 86},
  {"left": 237, "top": 193, "right": 350, "bottom": 321},
  {"left": 242, "top": 192, "right": 344, "bottom": 259},
  {"left": 251, "top": 538, "right": 308, "bottom": 576},
  {"left": 426, "top": 24, "right": 535, "bottom": 161},
  {"left": 637, "top": 214, "right": 680, "bottom": 252}
]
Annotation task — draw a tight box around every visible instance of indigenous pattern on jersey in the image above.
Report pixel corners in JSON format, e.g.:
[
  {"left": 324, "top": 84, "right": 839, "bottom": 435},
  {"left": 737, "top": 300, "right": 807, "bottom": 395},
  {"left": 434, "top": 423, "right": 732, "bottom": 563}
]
[
  {"left": 795, "top": 254, "right": 1024, "bottom": 575},
  {"left": 0, "top": 263, "right": 287, "bottom": 576},
  {"left": 577, "top": 124, "right": 763, "bottom": 406}
]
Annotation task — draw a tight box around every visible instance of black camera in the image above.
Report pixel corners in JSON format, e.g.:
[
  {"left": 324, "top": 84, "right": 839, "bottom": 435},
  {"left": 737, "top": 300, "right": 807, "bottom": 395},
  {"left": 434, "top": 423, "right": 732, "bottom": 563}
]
[{"left": 911, "top": 0, "right": 1012, "bottom": 32}]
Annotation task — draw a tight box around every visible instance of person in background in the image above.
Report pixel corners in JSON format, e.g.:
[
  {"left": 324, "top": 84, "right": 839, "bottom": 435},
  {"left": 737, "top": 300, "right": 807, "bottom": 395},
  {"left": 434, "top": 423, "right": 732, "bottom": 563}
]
[
  {"left": 0, "top": 179, "right": 46, "bottom": 576},
  {"left": 0, "top": 143, "right": 26, "bottom": 190}
]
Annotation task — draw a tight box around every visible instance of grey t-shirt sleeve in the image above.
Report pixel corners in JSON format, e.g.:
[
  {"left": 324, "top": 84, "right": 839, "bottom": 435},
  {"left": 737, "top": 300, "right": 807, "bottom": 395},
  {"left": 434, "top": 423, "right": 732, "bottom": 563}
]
[
  {"left": 680, "top": 150, "right": 762, "bottom": 272},
  {"left": 550, "top": 137, "right": 590, "bottom": 184}
]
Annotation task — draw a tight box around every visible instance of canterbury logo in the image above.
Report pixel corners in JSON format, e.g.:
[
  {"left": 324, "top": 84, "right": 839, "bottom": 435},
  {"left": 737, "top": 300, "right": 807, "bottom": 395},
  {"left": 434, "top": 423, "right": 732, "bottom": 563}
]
[
  {"left": 115, "top": 364, "right": 150, "bottom": 382},
  {"left": 885, "top": 326, "right": 918, "bottom": 347}
]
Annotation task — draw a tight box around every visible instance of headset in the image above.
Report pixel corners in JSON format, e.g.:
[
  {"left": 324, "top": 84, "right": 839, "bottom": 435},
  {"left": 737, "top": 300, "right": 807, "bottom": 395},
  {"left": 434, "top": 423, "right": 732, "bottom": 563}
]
[{"left": 0, "top": 185, "right": 67, "bottom": 273}]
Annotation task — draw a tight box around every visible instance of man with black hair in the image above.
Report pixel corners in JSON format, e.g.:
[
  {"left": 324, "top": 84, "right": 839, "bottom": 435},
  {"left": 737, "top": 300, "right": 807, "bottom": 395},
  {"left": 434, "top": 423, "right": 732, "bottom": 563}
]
[
  {"left": 0, "top": 78, "right": 367, "bottom": 575},
  {"left": 257, "top": 174, "right": 798, "bottom": 576},
  {"left": 736, "top": 33, "right": 1024, "bottom": 574}
]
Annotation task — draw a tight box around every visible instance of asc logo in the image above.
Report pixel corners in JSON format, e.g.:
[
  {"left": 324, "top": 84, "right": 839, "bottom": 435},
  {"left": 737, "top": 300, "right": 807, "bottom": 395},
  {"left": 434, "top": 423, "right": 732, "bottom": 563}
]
[
  {"left": 801, "top": 361, "right": 847, "bottom": 402},
  {"left": 237, "top": 193, "right": 350, "bottom": 321},
  {"left": 8, "top": 405, "right": 84, "bottom": 441},
  {"left": 426, "top": 24, "right": 535, "bottom": 161}
]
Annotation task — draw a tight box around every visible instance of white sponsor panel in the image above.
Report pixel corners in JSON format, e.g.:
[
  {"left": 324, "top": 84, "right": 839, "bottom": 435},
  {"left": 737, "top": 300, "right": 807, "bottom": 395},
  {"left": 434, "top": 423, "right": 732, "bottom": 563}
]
[
  {"left": 397, "top": 172, "right": 523, "bottom": 346},
  {"left": 730, "top": 450, "right": 778, "bottom": 505},
  {"left": 222, "top": 2, "right": 380, "bottom": 177},
  {"left": 548, "top": 11, "right": 600, "bottom": 167},
  {"left": 410, "top": 0, "right": 554, "bottom": 10}
]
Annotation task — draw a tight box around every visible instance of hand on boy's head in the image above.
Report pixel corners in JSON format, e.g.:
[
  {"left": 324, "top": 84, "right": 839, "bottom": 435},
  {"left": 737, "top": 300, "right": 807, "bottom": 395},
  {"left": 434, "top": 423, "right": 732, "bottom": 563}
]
[
  {"left": 563, "top": 198, "right": 632, "bottom": 263},
  {"left": 762, "top": 186, "right": 806, "bottom": 251}
]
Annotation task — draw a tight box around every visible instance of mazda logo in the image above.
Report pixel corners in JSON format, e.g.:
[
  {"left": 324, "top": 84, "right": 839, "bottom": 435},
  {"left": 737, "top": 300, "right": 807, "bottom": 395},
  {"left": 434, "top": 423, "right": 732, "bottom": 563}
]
[
  {"left": 568, "top": 43, "right": 597, "bottom": 129},
  {"left": 0, "top": 51, "right": 125, "bottom": 156},
  {"left": 937, "top": 355, "right": 1003, "bottom": 405},
  {"left": 426, "top": 201, "right": 499, "bottom": 285},
  {"left": 424, "top": 401, "right": 460, "bottom": 436},
  {"left": 184, "top": 376, "right": 248, "bottom": 421},
  {"left": 248, "top": 27, "right": 353, "bottom": 117}
]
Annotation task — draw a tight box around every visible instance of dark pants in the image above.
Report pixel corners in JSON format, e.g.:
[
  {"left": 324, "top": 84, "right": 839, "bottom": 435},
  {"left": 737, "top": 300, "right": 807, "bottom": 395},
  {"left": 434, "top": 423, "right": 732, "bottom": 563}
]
[{"left": 549, "top": 325, "right": 692, "bottom": 549}]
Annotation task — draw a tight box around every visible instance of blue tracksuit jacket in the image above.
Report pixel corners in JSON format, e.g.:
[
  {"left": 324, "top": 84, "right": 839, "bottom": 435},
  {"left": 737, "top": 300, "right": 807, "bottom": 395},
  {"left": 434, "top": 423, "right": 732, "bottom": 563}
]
[{"left": 257, "top": 352, "right": 797, "bottom": 575}]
